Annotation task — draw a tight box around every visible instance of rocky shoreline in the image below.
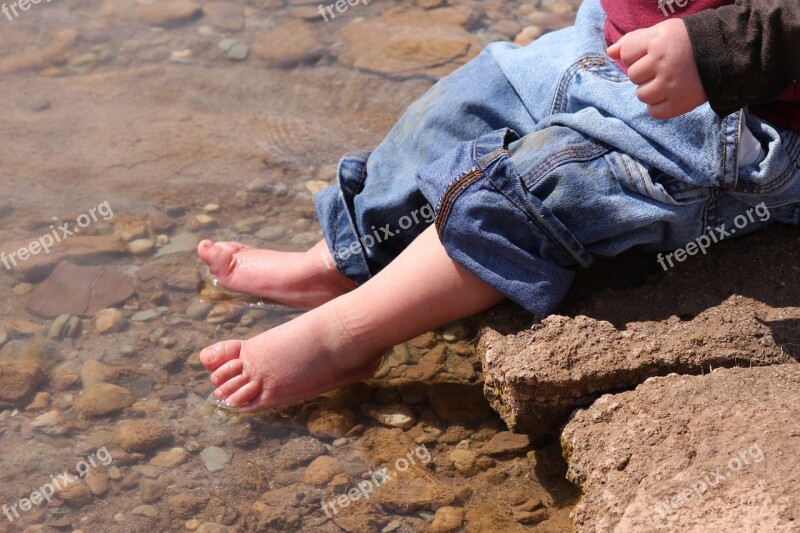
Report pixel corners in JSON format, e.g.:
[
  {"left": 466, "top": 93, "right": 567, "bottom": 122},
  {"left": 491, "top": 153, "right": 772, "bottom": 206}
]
[{"left": 479, "top": 224, "right": 800, "bottom": 531}]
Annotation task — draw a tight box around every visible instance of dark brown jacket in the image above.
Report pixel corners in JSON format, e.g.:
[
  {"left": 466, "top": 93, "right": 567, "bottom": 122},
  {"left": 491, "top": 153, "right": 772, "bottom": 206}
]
[{"left": 683, "top": 0, "right": 800, "bottom": 129}]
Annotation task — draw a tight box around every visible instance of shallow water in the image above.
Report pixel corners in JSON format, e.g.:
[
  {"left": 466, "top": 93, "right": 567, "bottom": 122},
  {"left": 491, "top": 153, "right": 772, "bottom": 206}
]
[{"left": 0, "top": 1, "right": 581, "bottom": 531}]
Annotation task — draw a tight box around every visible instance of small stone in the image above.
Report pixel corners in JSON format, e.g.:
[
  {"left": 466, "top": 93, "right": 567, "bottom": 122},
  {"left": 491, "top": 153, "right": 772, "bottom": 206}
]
[
  {"left": 139, "top": 478, "right": 167, "bottom": 503},
  {"left": 113, "top": 419, "right": 172, "bottom": 452},
  {"left": 95, "top": 308, "right": 127, "bottom": 334},
  {"left": 203, "top": 203, "right": 220, "bottom": 212},
  {"left": 128, "top": 238, "right": 155, "bottom": 256},
  {"left": 303, "top": 456, "right": 345, "bottom": 485},
  {"left": 189, "top": 214, "right": 217, "bottom": 230},
  {"left": 154, "top": 232, "right": 200, "bottom": 257},
  {"left": 150, "top": 447, "right": 189, "bottom": 468},
  {"left": 276, "top": 436, "right": 326, "bottom": 469},
  {"left": 56, "top": 478, "right": 92, "bottom": 507},
  {"left": 47, "top": 314, "right": 82, "bottom": 340},
  {"left": 206, "top": 304, "right": 240, "bottom": 324},
  {"left": 252, "top": 20, "right": 321, "bottom": 67},
  {"left": 227, "top": 42, "right": 249, "bottom": 61},
  {"left": 200, "top": 446, "right": 230, "bottom": 473},
  {"left": 77, "top": 383, "right": 134, "bottom": 417},
  {"left": 363, "top": 403, "right": 416, "bottom": 429},
  {"left": 108, "top": 466, "right": 123, "bottom": 481},
  {"left": 115, "top": 220, "right": 147, "bottom": 242},
  {"left": 382, "top": 521, "right": 402, "bottom": 533},
  {"left": 449, "top": 449, "right": 479, "bottom": 476},
  {"left": 185, "top": 519, "right": 202, "bottom": 531},
  {"left": 430, "top": 506, "right": 465, "bottom": 532},
  {"left": 218, "top": 38, "right": 237, "bottom": 51},
  {"left": 131, "top": 504, "right": 160, "bottom": 518},
  {"left": 307, "top": 407, "right": 355, "bottom": 439},
  {"left": 158, "top": 337, "right": 176, "bottom": 349},
  {"left": 85, "top": 470, "right": 110, "bottom": 497},
  {"left": 255, "top": 225, "right": 286, "bottom": 241},
  {"left": 131, "top": 309, "right": 160, "bottom": 322},
  {"left": 26, "top": 391, "right": 51, "bottom": 411},
  {"left": 51, "top": 360, "right": 81, "bottom": 390},
  {"left": 133, "top": 465, "right": 163, "bottom": 479},
  {"left": 31, "top": 410, "right": 65, "bottom": 435},
  {"left": 246, "top": 179, "right": 289, "bottom": 196},
  {"left": 442, "top": 324, "right": 470, "bottom": 342},
  {"left": 479, "top": 431, "right": 531, "bottom": 456}
]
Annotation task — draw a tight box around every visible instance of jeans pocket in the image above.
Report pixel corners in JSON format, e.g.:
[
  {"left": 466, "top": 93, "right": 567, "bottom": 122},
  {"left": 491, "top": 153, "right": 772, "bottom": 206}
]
[{"left": 604, "top": 152, "right": 710, "bottom": 207}]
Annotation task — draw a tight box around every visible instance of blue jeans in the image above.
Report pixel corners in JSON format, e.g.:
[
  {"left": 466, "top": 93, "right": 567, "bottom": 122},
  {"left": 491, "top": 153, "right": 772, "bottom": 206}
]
[{"left": 315, "top": 0, "right": 800, "bottom": 318}]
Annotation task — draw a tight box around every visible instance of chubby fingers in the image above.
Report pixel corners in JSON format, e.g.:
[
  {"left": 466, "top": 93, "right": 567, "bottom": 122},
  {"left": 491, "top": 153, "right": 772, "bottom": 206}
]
[{"left": 606, "top": 29, "right": 649, "bottom": 69}]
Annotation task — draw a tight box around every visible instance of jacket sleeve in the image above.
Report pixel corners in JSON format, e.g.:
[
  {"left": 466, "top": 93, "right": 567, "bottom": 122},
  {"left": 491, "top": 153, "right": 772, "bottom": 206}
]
[{"left": 682, "top": 0, "right": 800, "bottom": 117}]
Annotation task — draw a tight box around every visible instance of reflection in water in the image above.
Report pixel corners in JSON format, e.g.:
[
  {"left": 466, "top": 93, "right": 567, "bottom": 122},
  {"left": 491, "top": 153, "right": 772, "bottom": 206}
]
[{"left": 0, "top": 0, "right": 581, "bottom": 531}]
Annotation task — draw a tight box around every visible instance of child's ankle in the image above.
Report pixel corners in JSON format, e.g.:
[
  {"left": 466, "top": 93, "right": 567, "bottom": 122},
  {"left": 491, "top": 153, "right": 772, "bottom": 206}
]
[{"left": 324, "top": 297, "right": 384, "bottom": 366}]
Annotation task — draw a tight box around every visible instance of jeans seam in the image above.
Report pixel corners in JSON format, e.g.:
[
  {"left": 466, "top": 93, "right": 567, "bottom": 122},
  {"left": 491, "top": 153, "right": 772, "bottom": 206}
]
[
  {"left": 551, "top": 55, "right": 626, "bottom": 115},
  {"left": 520, "top": 143, "right": 608, "bottom": 188},
  {"left": 434, "top": 168, "right": 484, "bottom": 237}
]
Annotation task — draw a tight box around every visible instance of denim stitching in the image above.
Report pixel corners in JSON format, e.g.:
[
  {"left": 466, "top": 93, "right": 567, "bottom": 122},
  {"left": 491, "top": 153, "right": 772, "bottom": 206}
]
[
  {"left": 551, "top": 55, "right": 627, "bottom": 115},
  {"left": 487, "top": 154, "right": 593, "bottom": 267},
  {"left": 521, "top": 143, "right": 608, "bottom": 188},
  {"left": 435, "top": 168, "right": 483, "bottom": 237}
]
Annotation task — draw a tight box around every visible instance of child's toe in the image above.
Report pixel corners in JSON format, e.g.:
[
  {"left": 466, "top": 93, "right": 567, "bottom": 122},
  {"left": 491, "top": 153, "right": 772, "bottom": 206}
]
[
  {"left": 210, "top": 358, "right": 245, "bottom": 386},
  {"left": 199, "top": 339, "right": 243, "bottom": 371},
  {"left": 213, "top": 373, "right": 250, "bottom": 399},
  {"left": 226, "top": 381, "right": 262, "bottom": 408}
]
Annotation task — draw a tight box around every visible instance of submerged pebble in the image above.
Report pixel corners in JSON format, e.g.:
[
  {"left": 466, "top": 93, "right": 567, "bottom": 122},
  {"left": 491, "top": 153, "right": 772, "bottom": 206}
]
[{"left": 200, "top": 446, "right": 230, "bottom": 473}]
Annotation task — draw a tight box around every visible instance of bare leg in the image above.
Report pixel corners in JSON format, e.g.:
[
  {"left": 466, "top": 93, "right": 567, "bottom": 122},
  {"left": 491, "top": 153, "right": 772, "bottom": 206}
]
[{"left": 199, "top": 226, "right": 505, "bottom": 411}]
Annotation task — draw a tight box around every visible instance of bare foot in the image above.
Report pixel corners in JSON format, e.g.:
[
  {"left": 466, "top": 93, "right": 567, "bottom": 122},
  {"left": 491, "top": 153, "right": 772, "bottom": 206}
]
[
  {"left": 199, "top": 301, "right": 382, "bottom": 412},
  {"left": 197, "top": 239, "right": 357, "bottom": 309}
]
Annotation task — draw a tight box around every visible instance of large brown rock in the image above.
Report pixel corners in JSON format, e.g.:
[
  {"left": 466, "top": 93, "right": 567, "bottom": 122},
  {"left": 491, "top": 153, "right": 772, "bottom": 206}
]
[
  {"left": 561, "top": 365, "right": 800, "bottom": 532},
  {"left": 26, "top": 262, "right": 135, "bottom": 317},
  {"left": 338, "top": 8, "right": 481, "bottom": 79},
  {"left": 479, "top": 297, "right": 797, "bottom": 435}
]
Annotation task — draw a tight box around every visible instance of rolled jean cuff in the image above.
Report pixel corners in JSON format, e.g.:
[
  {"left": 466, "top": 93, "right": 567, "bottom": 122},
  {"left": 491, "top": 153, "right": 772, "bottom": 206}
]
[
  {"left": 314, "top": 151, "right": 373, "bottom": 285},
  {"left": 416, "top": 128, "right": 588, "bottom": 318}
]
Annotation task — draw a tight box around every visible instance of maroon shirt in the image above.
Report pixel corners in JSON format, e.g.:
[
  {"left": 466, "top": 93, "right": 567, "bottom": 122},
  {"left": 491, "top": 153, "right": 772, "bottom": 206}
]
[{"left": 601, "top": 0, "right": 800, "bottom": 132}]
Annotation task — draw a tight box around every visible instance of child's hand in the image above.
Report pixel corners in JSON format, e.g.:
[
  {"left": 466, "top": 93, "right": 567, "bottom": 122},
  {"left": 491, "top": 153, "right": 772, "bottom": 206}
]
[{"left": 607, "top": 18, "right": 707, "bottom": 120}]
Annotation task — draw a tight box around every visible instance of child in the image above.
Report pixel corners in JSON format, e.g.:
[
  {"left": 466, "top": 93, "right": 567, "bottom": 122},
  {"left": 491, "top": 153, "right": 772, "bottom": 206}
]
[{"left": 197, "top": 0, "right": 800, "bottom": 412}]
